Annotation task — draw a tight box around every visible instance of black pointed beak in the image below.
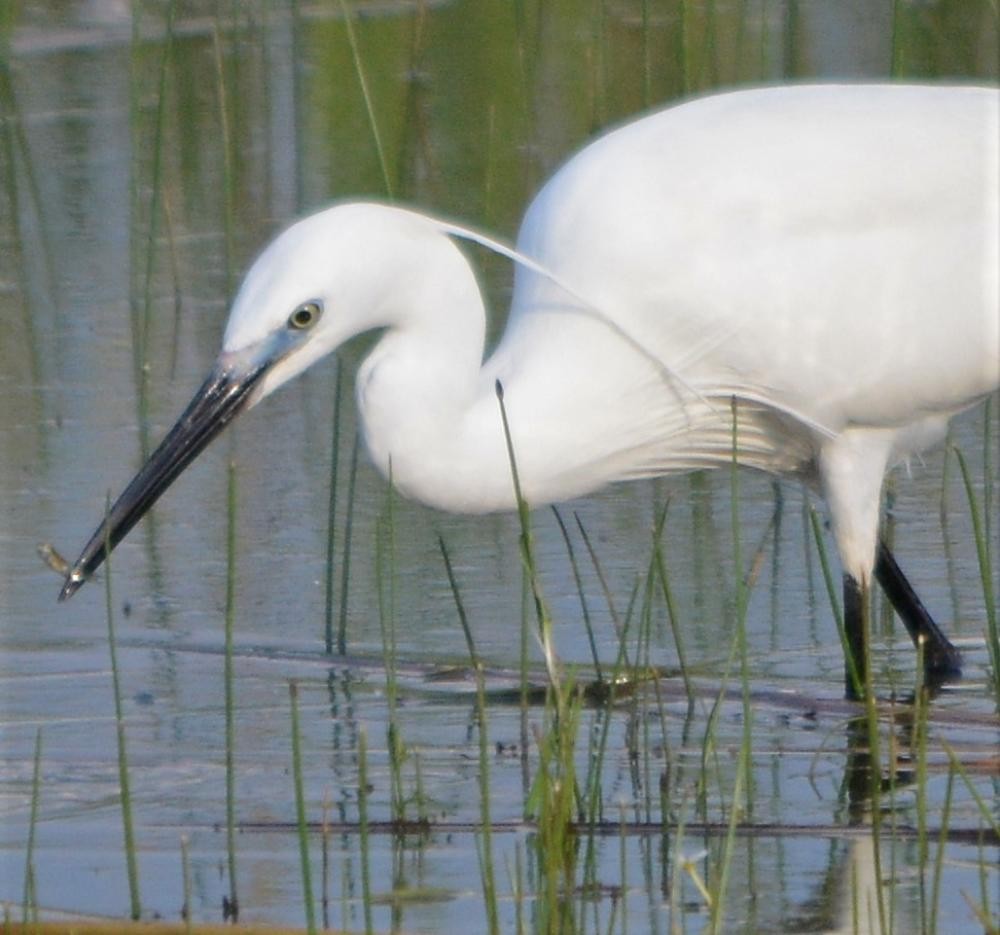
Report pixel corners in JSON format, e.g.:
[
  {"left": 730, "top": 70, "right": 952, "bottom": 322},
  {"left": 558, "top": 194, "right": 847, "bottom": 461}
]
[{"left": 58, "top": 349, "right": 272, "bottom": 601}]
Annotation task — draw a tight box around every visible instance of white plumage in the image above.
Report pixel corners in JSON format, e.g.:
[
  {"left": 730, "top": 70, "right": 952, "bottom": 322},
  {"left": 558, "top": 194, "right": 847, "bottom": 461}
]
[{"left": 61, "top": 84, "right": 1000, "bottom": 694}]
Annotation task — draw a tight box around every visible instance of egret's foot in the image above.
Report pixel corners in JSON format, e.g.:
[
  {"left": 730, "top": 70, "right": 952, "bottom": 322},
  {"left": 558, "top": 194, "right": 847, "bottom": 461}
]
[
  {"left": 921, "top": 639, "right": 962, "bottom": 685},
  {"left": 874, "top": 539, "right": 962, "bottom": 689},
  {"left": 843, "top": 637, "right": 962, "bottom": 702}
]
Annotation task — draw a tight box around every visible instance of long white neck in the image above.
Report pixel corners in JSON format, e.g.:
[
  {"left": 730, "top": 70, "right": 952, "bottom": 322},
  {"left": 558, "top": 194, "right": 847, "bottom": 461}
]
[{"left": 354, "top": 228, "right": 520, "bottom": 513}]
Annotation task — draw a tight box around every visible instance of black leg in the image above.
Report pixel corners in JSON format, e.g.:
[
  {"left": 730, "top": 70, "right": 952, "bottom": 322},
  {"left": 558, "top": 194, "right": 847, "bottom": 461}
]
[
  {"left": 874, "top": 539, "right": 962, "bottom": 681},
  {"left": 843, "top": 573, "right": 867, "bottom": 700}
]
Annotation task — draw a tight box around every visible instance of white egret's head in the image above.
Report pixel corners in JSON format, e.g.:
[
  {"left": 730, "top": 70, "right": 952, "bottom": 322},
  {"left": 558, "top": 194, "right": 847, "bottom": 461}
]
[
  {"left": 221, "top": 202, "right": 417, "bottom": 405},
  {"left": 59, "top": 201, "right": 430, "bottom": 599}
]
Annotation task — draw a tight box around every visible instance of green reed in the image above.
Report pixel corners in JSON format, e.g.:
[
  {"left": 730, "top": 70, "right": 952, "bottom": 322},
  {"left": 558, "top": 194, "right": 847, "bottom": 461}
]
[
  {"left": 20, "top": 729, "right": 41, "bottom": 926},
  {"left": 130, "top": 0, "right": 178, "bottom": 461},
  {"left": 809, "top": 507, "right": 865, "bottom": 696},
  {"left": 0, "top": 60, "right": 48, "bottom": 393},
  {"left": 651, "top": 501, "right": 696, "bottom": 707},
  {"left": 575, "top": 525, "right": 644, "bottom": 908},
  {"left": 635, "top": 532, "right": 671, "bottom": 827},
  {"left": 320, "top": 792, "right": 331, "bottom": 931},
  {"left": 162, "top": 193, "right": 184, "bottom": 383},
  {"left": 495, "top": 382, "right": 558, "bottom": 695},
  {"left": 0, "top": 3, "right": 13, "bottom": 57},
  {"left": 930, "top": 763, "right": 957, "bottom": 933},
  {"left": 376, "top": 476, "right": 407, "bottom": 824},
  {"left": 338, "top": 432, "right": 361, "bottom": 656},
  {"left": 953, "top": 439, "right": 999, "bottom": 705},
  {"left": 707, "top": 738, "right": 749, "bottom": 935},
  {"left": 890, "top": 0, "right": 905, "bottom": 76},
  {"left": 211, "top": 19, "right": 237, "bottom": 302},
  {"left": 324, "top": 365, "right": 344, "bottom": 654},
  {"left": 510, "top": 842, "right": 526, "bottom": 935},
  {"left": 941, "top": 740, "right": 1000, "bottom": 840},
  {"left": 729, "top": 398, "right": 754, "bottom": 823},
  {"left": 528, "top": 682, "right": 583, "bottom": 934},
  {"left": 551, "top": 507, "right": 603, "bottom": 681},
  {"left": 337, "top": 0, "right": 394, "bottom": 198},
  {"left": 289, "top": 681, "right": 317, "bottom": 935},
  {"left": 223, "top": 460, "right": 239, "bottom": 919},
  {"left": 358, "top": 726, "right": 374, "bottom": 935},
  {"left": 913, "top": 654, "right": 931, "bottom": 923},
  {"left": 438, "top": 534, "right": 500, "bottom": 935},
  {"left": 861, "top": 653, "right": 889, "bottom": 935},
  {"left": 103, "top": 500, "right": 141, "bottom": 920},
  {"left": 496, "top": 378, "right": 595, "bottom": 930},
  {"left": 180, "top": 834, "right": 192, "bottom": 935},
  {"left": 574, "top": 512, "right": 632, "bottom": 667},
  {"left": 974, "top": 831, "right": 996, "bottom": 931}
]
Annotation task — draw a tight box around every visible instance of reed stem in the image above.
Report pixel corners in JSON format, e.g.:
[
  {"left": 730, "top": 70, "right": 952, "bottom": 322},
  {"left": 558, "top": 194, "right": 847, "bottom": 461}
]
[
  {"left": 21, "top": 729, "right": 42, "bottom": 925},
  {"left": 103, "top": 498, "right": 141, "bottom": 920},
  {"left": 223, "top": 460, "right": 239, "bottom": 919},
  {"left": 289, "top": 681, "right": 317, "bottom": 934}
]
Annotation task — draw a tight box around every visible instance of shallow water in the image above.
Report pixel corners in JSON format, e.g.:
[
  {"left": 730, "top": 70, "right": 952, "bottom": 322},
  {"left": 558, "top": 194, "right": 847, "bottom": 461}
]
[{"left": 2, "top": 1, "right": 998, "bottom": 931}]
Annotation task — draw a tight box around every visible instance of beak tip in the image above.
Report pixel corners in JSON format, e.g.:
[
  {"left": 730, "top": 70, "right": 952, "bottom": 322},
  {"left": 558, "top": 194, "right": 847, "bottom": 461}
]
[{"left": 58, "top": 569, "right": 86, "bottom": 602}]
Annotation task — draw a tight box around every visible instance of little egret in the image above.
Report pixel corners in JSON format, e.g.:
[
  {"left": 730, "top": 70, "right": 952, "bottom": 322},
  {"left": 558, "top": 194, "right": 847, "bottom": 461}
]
[{"left": 59, "top": 84, "right": 999, "bottom": 697}]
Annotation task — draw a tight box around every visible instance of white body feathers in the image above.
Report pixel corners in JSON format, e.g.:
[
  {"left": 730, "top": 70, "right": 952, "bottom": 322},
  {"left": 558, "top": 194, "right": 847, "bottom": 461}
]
[{"left": 222, "top": 84, "right": 999, "bottom": 586}]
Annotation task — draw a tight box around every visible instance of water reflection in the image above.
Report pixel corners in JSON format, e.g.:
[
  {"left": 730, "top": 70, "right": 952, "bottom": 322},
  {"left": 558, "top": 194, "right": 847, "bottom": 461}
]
[{"left": 1, "top": 0, "right": 997, "bottom": 930}]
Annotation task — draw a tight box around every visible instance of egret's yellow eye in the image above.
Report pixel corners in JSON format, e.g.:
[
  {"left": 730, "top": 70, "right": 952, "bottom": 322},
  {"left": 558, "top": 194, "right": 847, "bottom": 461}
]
[{"left": 288, "top": 301, "right": 322, "bottom": 330}]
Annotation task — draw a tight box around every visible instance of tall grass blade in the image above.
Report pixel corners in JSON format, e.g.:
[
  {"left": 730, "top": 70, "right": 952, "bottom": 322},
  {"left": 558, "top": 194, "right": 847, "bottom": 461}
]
[
  {"left": 103, "top": 497, "right": 141, "bottom": 919},
  {"left": 180, "top": 834, "right": 193, "bottom": 935},
  {"left": 708, "top": 742, "right": 747, "bottom": 934},
  {"left": 808, "top": 507, "right": 863, "bottom": 694},
  {"left": 697, "top": 615, "right": 743, "bottom": 828},
  {"left": 519, "top": 554, "right": 532, "bottom": 805},
  {"left": 438, "top": 534, "right": 479, "bottom": 666},
  {"left": 862, "top": 673, "right": 889, "bottom": 935},
  {"left": 551, "top": 506, "right": 602, "bottom": 681},
  {"left": 579, "top": 588, "right": 639, "bottom": 900},
  {"left": 212, "top": 20, "right": 236, "bottom": 301},
  {"left": 0, "top": 44, "right": 61, "bottom": 321},
  {"left": 376, "top": 473, "right": 406, "bottom": 822},
  {"left": 21, "top": 728, "right": 42, "bottom": 925},
  {"left": 0, "top": 69, "right": 45, "bottom": 392},
  {"left": 530, "top": 690, "right": 582, "bottom": 934},
  {"left": 337, "top": 0, "right": 394, "bottom": 198},
  {"left": 890, "top": 0, "right": 905, "bottom": 76},
  {"left": 940, "top": 740, "right": 1000, "bottom": 839},
  {"left": 511, "top": 842, "right": 525, "bottom": 935},
  {"left": 337, "top": 430, "right": 361, "bottom": 655},
  {"left": 575, "top": 511, "right": 631, "bottom": 663},
  {"left": 495, "top": 381, "right": 558, "bottom": 694},
  {"left": 438, "top": 535, "right": 500, "bottom": 935},
  {"left": 320, "top": 793, "right": 332, "bottom": 931},
  {"left": 163, "top": 194, "right": 185, "bottom": 382},
  {"left": 929, "top": 763, "right": 956, "bottom": 933},
  {"left": 358, "top": 726, "right": 374, "bottom": 935},
  {"left": 953, "top": 444, "right": 999, "bottom": 704},
  {"left": 223, "top": 460, "right": 239, "bottom": 920},
  {"left": 729, "top": 396, "right": 754, "bottom": 816},
  {"left": 288, "top": 0, "right": 307, "bottom": 211},
  {"left": 134, "top": 0, "right": 178, "bottom": 461},
  {"left": 494, "top": 384, "right": 586, "bottom": 927},
  {"left": 324, "top": 365, "right": 343, "bottom": 653},
  {"left": 651, "top": 501, "right": 696, "bottom": 707},
  {"left": 913, "top": 663, "right": 930, "bottom": 922},
  {"left": 289, "top": 681, "right": 317, "bottom": 934}
]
